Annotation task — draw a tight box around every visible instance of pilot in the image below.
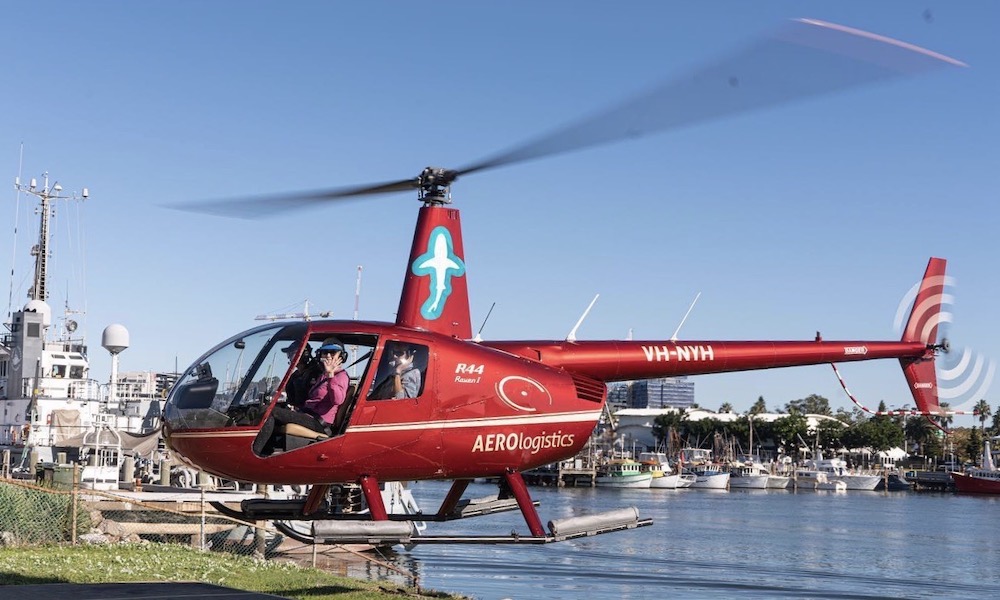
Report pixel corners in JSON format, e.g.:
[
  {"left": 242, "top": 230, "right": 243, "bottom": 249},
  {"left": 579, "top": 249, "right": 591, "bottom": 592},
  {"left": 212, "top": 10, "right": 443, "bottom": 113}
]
[
  {"left": 303, "top": 337, "right": 350, "bottom": 424},
  {"left": 281, "top": 339, "right": 316, "bottom": 408},
  {"left": 373, "top": 342, "right": 422, "bottom": 399}
]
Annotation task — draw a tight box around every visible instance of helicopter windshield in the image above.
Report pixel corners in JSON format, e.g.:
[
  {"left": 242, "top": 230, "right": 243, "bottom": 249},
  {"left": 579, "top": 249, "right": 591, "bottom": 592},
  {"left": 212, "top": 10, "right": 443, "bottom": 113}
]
[{"left": 164, "top": 324, "right": 303, "bottom": 430}]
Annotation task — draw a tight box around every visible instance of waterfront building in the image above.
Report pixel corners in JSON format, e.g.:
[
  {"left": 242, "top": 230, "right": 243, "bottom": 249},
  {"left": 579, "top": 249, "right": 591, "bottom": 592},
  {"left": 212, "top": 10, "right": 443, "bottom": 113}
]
[
  {"left": 630, "top": 376, "right": 695, "bottom": 409},
  {"left": 608, "top": 376, "right": 695, "bottom": 411}
]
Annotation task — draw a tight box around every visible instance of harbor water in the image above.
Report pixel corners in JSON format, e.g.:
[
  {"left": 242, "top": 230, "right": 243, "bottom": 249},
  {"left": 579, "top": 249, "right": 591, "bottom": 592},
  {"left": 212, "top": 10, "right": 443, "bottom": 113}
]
[{"left": 372, "top": 480, "right": 1000, "bottom": 599}]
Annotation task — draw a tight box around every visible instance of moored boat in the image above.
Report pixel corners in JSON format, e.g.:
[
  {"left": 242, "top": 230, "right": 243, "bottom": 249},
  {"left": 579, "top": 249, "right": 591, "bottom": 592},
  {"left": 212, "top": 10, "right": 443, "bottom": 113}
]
[
  {"left": 638, "top": 451, "right": 689, "bottom": 489},
  {"left": 685, "top": 464, "right": 730, "bottom": 490},
  {"left": 813, "top": 472, "right": 847, "bottom": 492},
  {"left": 680, "top": 447, "right": 729, "bottom": 490},
  {"left": 728, "top": 456, "right": 770, "bottom": 489},
  {"left": 800, "top": 452, "right": 881, "bottom": 491},
  {"left": 951, "top": 439, "right": 1000, "bottom": 494},
  {"left": 766, "top": 474, "right": 791, "bottom": 489},
  {"left": 597, "top": 458, "right": 653, "bottom": 489}
]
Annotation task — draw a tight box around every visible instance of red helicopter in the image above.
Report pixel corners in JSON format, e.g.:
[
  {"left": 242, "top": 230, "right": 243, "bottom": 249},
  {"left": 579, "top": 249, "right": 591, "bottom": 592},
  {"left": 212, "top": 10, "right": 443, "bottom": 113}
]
[{"left": 164, "top": 19, "right": 965, "bottom": 545}]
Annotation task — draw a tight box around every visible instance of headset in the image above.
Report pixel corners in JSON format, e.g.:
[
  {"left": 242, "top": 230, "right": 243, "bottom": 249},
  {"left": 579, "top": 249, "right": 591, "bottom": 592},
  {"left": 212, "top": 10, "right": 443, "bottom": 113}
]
[{"left": 317, "top": 342, "right": 349, "bottom": 363}]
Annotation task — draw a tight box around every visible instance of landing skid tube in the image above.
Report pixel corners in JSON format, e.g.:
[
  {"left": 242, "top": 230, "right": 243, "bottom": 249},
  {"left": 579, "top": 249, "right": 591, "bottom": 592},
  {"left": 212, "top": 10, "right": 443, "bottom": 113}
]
[
  {"left": 214, "top": 470, "right": 652, "bottom": 546},
  {"left": 312, "top": 508, "right": 653, "bottom": 546}
]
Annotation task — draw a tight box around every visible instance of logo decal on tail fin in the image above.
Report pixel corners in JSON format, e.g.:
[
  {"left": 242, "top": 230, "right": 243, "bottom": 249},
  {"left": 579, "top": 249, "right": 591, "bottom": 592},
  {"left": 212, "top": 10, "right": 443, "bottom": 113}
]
[{"left": 412, "top": 226, "right": 466, "bottom": 320}]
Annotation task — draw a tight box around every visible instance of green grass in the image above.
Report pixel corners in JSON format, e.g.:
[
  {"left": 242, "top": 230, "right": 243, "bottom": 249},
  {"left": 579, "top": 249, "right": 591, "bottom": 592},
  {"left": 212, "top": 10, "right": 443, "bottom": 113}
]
[{"left": 0, "top": 544, "right": 460, "bottom": 599}]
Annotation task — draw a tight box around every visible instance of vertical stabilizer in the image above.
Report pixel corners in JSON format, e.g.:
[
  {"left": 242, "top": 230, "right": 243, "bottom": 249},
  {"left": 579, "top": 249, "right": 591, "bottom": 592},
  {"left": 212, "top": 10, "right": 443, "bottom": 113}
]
[
  {"left": 900, "top": 257, "right": 947, "bottom": 414},
  {"left": 396, "top": 205, "right": 471, "bottom": 338}
]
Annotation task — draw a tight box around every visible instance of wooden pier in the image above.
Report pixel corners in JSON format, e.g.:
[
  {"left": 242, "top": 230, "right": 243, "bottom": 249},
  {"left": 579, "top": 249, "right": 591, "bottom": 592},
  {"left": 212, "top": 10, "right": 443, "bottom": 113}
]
[
  {"left": 523, "top": 460, "right": 597, "bottom": 487},
  {"left": 905, "top": 470, "right": 954, "bottom": 491}
]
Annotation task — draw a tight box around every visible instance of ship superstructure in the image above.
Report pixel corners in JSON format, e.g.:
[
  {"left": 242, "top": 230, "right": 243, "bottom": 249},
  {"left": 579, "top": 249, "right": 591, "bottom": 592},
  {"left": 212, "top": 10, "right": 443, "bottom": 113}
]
[{"left": 0, "top": 173, "right": 163, "bottom": 474}]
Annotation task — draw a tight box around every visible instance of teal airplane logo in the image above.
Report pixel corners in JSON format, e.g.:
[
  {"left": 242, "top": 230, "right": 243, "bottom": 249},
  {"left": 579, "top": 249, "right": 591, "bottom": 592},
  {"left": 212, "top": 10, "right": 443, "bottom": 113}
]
[{"left": 412, "top": 226, "right": 466, "bottom": 320}]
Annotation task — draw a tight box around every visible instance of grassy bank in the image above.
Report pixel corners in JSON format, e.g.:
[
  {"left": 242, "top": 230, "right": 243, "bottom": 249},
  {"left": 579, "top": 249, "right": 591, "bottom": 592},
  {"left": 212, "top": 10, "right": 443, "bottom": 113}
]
[{"left": 0, "top": 544, "right": 459, "bottom": 599}]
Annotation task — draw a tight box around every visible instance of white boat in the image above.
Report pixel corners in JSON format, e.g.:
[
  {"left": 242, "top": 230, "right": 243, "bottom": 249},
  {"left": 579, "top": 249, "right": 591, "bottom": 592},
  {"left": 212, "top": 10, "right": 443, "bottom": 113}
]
[
  {"left": 680, "top": 448, "right": 729, "bottom": 490},
  {"left": 685, "top": 464, "right": 730, "bottom": 489},
  {"left": 800, "top": 452, "right": 882, "bottom": 491},
  {"left": 597, "top": 459, "right": 653, "bottom": 488},
  {"left": 675, "top": 472, "right": 696, "bottom": 488},
  {"left": 813, "top": 472, "right": 847, "bottom": 492},
  {"left": 766, "top": 474, "right": 791, "bottom": 489},
  {"left": 728, "top": 460, "right": 770, "bottom": 489},
  {"left": 638, "top": 451, "right": 691, "bottom": 489}
]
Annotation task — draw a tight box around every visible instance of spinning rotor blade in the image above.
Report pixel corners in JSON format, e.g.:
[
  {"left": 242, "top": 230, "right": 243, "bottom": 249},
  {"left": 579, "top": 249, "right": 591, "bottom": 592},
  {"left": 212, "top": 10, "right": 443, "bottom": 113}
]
[
  {"left": 455, "top": 18, "right": 965, "bottom": 178},
  {"left": 174, "top": 18, "right": 964, "bottom": 219},
  {"left": 170, "top": 176, "right": 420, "bottom": 218}
]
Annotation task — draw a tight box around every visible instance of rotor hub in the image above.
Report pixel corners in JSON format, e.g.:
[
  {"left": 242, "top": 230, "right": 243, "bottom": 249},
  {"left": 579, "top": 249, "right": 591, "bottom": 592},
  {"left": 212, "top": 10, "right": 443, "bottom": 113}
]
[{"left": 417, "top": 167, "right": 458, "bottom": 205}]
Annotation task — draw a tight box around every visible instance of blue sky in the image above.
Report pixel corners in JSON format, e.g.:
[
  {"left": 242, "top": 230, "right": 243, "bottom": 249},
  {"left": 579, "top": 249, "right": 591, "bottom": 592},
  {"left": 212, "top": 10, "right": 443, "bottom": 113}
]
[{"left": 2, "top": 1, "right": 996, "bottom": 418}]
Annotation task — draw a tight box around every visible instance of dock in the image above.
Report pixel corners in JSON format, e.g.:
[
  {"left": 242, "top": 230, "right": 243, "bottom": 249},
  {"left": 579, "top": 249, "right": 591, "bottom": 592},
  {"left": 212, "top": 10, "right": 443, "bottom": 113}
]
[
  {"left": 523, "top": 460, "right": 597, "bottom": 487},
  {"left": 905, "top": 470, "right": 955, "bottom": 491}
]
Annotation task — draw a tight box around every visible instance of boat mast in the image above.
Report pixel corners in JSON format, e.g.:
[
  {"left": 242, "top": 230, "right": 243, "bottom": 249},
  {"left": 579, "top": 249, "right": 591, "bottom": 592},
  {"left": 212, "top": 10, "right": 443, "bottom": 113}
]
[{"left": 14, "top": 172, "right": 89, "bottom": 303}]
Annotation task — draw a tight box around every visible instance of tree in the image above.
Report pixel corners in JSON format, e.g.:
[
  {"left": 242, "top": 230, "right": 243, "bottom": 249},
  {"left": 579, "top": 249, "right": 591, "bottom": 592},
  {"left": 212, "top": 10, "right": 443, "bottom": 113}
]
[
  {"left": 974, "top": 399, "right": 992, "bottom": 435},
  {"left": 749, "top": 396, "right": 767, "bottom": 415},
  {"left": 992, "top": 407, "right": 1000, "bottom": 437},
  {"left": 905, "top": 416, "right": 934, "bottom": 456},
  {"left": 932, "top": 402, "right": 954, "bottom": 432},
  {"left": 816, "top": 418, "right": 847, "bottom": 451},
  {"left": 719, "top": 402, "right": 734, "bottom": 413},
  {"left": 772, "top": 413, "right": 809, "bottom": 459},
  {"left": 965, "top": 427, "right": 984, "bottom": 465},
  {"left": 865, "top": 414, "right": 905, "bottom": 453},
  {"left": 785, "top": 394, "right": 832, "bottom": 416}
]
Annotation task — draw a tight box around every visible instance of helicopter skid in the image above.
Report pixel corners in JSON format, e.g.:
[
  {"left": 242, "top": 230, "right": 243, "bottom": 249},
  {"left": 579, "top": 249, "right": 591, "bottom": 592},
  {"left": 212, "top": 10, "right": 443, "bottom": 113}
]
[{"left": 310, "top": 508, "right": 652, "bottom": 546}]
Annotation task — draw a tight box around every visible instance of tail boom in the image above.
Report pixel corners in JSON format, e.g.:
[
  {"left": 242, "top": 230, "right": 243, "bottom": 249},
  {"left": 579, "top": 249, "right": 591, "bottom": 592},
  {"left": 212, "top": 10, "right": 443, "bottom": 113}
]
[{"left": 484, "top": 339, "right": 931, "bottom": 381}]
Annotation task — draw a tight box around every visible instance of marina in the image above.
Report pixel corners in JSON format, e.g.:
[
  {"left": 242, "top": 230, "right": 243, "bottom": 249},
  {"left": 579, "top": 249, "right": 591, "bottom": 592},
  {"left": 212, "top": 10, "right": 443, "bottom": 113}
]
[{"left": 381, "top": 479, "right": 1000, "bottom": 599}]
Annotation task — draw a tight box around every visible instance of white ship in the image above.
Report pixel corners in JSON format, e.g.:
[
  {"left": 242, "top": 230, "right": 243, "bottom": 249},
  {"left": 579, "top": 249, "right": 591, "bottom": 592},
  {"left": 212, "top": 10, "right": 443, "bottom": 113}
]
[{"left": 0, "top": 172, "right": 169, "bottom": 484}]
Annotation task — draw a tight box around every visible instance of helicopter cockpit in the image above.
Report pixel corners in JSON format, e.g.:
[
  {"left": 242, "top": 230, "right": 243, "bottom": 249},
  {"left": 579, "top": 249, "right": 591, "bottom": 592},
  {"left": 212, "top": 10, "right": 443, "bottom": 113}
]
[{"left": 163, "top": 322, "right": 378, "bottom": 435}]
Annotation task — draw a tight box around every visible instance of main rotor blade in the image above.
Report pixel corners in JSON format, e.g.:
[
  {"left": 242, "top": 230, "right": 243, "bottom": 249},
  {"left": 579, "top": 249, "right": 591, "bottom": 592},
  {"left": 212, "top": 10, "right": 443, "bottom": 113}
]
[
  {"left": 454, "top": 18, "right": 965, "bottom": 178},
  {"left": 174, "top": 18, "right": 964, "bottom": 218},
  {"left": 169, "top": 176, "right": 419, "bottom": 219}
]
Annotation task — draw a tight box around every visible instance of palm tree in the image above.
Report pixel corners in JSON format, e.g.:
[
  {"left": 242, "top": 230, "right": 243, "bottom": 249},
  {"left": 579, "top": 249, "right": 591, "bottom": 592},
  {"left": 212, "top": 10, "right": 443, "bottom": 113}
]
[
  {"left": 719, "top": 402, "right": 734, "bottom": 413},
  {"left": 933, "top": 402, "right": 954, "bottom": 432},
  {"left": 905, "top": 415, "right": 933, "bottom": 456},
  {"left": 974, "top": 399, "right": 992, "bottom": 435}
]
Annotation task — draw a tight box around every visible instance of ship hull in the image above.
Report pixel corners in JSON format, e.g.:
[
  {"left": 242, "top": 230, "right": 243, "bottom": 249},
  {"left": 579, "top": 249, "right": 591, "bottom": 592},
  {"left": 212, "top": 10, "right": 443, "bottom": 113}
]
[{"left": 951, "top": 471, "right": 1000, "bottom": 494}]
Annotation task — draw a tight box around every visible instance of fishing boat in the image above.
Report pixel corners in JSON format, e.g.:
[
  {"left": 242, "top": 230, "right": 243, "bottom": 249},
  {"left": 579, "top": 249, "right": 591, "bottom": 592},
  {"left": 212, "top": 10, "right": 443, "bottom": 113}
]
[
  {"left": 728, "top": 455, "right": 770, "bottom": 489},
  {"left": 951, "top": 439, "right": 1000, "bottom": 494},
  {"left": 638, "top": 451, "right": 693, "bottom": 489},
  {"left": 680, "top": 447, "right": 729, "bottom": 490},
  {"left": 684, "top": 463, "right": 730, "bottom": 489},
  {"left": 596, "top": 458, "right": 653, "bottom": 489}
]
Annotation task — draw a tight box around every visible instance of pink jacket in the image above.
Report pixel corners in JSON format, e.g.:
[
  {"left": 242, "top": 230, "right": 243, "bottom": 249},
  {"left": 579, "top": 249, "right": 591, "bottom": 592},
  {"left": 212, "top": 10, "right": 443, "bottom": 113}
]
[{"left": 304, "top": 370, "right": 349, "bottom": 424}]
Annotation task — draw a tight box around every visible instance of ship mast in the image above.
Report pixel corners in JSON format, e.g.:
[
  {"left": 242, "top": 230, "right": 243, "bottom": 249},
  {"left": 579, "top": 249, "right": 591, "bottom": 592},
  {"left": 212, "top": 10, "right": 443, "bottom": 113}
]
[{"left": 14, "top": 172, "right": 89, "bottom": 303}]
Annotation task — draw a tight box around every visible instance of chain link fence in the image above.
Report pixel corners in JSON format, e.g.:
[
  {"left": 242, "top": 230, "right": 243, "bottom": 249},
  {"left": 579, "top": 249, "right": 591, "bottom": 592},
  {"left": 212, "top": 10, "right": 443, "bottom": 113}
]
[
  {"left": 0, "top": 471, "right": 414, "bottom": 584},
  {"left": 0, "top": 475, "right": 280, "bottom": 558}
]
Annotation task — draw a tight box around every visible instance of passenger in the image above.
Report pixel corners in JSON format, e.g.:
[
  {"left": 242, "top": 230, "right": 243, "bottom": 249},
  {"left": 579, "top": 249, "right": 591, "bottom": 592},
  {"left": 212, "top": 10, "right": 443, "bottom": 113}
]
[
  {"left": 303, "top": 337, "right": 350, "bottom": 425},
  {"left": 251, "top": 337, "right": 350, "bottom": 455},
  {"left": 373, "top": 342, "right": 422, "bottom": 399}
]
